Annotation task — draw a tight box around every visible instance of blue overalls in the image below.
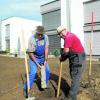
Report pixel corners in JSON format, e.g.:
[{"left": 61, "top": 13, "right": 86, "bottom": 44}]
[{"left": 23, "top": 35, "right": 50, "bottom": 90}]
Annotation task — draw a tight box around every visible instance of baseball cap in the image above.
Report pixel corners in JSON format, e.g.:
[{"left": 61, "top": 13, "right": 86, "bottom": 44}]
[
  {"left": 57, "top": 26, "right": 66, "bottom": 33},
  {"left": 36, "top": 26, "right": 45, "bottom": 34}
]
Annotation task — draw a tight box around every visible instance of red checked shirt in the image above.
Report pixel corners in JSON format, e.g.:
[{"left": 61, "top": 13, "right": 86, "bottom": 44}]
[{"left": 64, "top": 32, "right": 84, "bottom": 53}]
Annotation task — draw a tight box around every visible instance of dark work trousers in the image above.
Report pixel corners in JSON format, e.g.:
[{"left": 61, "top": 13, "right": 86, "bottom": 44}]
[{"left": 69, "top": 52, "right": 86, "bottom": 100}]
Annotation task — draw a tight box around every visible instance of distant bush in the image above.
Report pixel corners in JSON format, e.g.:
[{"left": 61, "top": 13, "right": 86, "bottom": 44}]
[
  {"left": 5, "top": 48, "right": 10, "bottom": 54},
  {"left": 0, "top": 49, "right": 10, "bottom": 54},
  {"left": 52, "top": 49, "right": 60, "bottom": 57},
  {"left": 0, "top": 51, "right": 7, "bottom": 54}
]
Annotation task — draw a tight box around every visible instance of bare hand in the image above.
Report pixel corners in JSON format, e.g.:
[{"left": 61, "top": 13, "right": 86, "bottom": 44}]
[{"left": 44, "top": 60, "right": 47, "bottom": 69}]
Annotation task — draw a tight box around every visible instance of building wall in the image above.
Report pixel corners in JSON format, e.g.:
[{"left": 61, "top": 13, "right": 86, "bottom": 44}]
[
  {"left": 84, "top": 0, "right": 100, "bottom": 56},
  {"left": 1, "top": 17, "right": 41, "bottom": 55},
  {"left": 0, "top": 19, "right": 2, "bottom": 50},
  {"left": 84, "top": 0, "right": 100, "bottom": 23},
  {"left": 41, "top": 0, "right": 100, "bottom": 56},
  {"left": 41, "top": 0, "right": 61, "bottom": 54},
  {"left": 41, "top": 0, "right": 84, "bottom": 55},
  {"left": 42, "top": 10, "right": 61, "bottom": 54},
  {"left": 70, "top": 0, "right": 84, "bottom": 46},
  {"left": 42, "top": 10, "right": 61, "bottom": 31}
]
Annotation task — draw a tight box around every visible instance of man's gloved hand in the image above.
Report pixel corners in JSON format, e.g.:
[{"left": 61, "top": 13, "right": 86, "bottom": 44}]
[
  {"left": 59, "top": 48, "right": 69, "bottom": 62},
  {"left": 59, "top": 56, "right": 67, "bottom": 62}
]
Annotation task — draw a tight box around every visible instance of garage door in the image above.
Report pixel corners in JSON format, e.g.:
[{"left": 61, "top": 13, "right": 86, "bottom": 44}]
[{"left": 48, "top": 34, "right": 61, "bottom": 54}]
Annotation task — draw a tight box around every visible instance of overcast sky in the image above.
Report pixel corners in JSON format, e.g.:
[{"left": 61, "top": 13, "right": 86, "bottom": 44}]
[{"left": 0, "top": 0, "right": 89, "bottom": 21}]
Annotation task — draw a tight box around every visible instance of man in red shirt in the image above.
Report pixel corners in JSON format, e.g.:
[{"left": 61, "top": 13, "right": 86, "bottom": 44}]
[{"left": 57, "top": 26, "right": 86, "bottom": 100}]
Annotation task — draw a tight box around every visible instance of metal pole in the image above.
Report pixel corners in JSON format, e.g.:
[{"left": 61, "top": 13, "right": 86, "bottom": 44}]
[{"left": 89, "top": 12, "right": 94, "bottom": 83}]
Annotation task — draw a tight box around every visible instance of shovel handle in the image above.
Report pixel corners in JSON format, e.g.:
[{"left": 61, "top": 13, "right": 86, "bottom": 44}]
[
  {"left": 24, "top": 51, "right": 30, "bottom": 96},
  {"left": 57, "top": 62, "right": 62, "bottom": 98},
  {"left": 21, "top": 31, "right": 30, "bottom": 97}
]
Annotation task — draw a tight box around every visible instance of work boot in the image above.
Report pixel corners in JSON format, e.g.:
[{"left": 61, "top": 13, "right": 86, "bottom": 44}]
[
  {"left": 63, "top": 97, "right": 72, "bottom": 100},
  {"left": 23, "top": 89, "right": 28, "bottom": 98}
]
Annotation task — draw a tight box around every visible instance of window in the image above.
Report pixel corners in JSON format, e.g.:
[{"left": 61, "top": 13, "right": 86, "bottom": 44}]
[{"left": 5, "top": 24, "right": 10, "bottom": 49}]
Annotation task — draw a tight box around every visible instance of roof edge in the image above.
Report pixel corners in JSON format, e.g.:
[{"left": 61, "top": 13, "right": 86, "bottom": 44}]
[
  {"left": 41, "top": 0, "right": 59, "bottom": 7},
  {"left": 83, "top": 0, "right": 100, "bottom": 4}
]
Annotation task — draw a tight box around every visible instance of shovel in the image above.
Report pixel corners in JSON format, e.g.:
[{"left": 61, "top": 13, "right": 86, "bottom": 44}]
[
  {"left": 57, "top": 62, "right": 62, "bottom": 98},
  {"left": 24, "top": 51, "right": 35, "bottom": 100},
  {"left": 22, "top": 31, "right": 35, "bottom": 100}
]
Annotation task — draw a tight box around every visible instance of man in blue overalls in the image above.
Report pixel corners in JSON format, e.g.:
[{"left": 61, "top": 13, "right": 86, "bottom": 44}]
[{"left": 23, "top": 26, "right": 50, "bottom": 97}]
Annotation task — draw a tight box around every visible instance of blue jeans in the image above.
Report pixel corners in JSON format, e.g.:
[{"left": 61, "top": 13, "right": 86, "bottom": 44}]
[
  {"left": 23, "top": 57, "right": 50, "bottom": 90},
  {"left": 69, "top": 52, "right": 86, "bottom": 100}
]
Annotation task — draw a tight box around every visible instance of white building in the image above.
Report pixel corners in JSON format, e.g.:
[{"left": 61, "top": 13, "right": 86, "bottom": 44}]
[
  {"left": 0, "top": 17, "right": 41, "bottom": 55},
  {"left": 83, "top": 0, "right": 100, "bottom": 57},
  {"left": 41, "top": 0, "right": 84, "bottom": 54}
]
